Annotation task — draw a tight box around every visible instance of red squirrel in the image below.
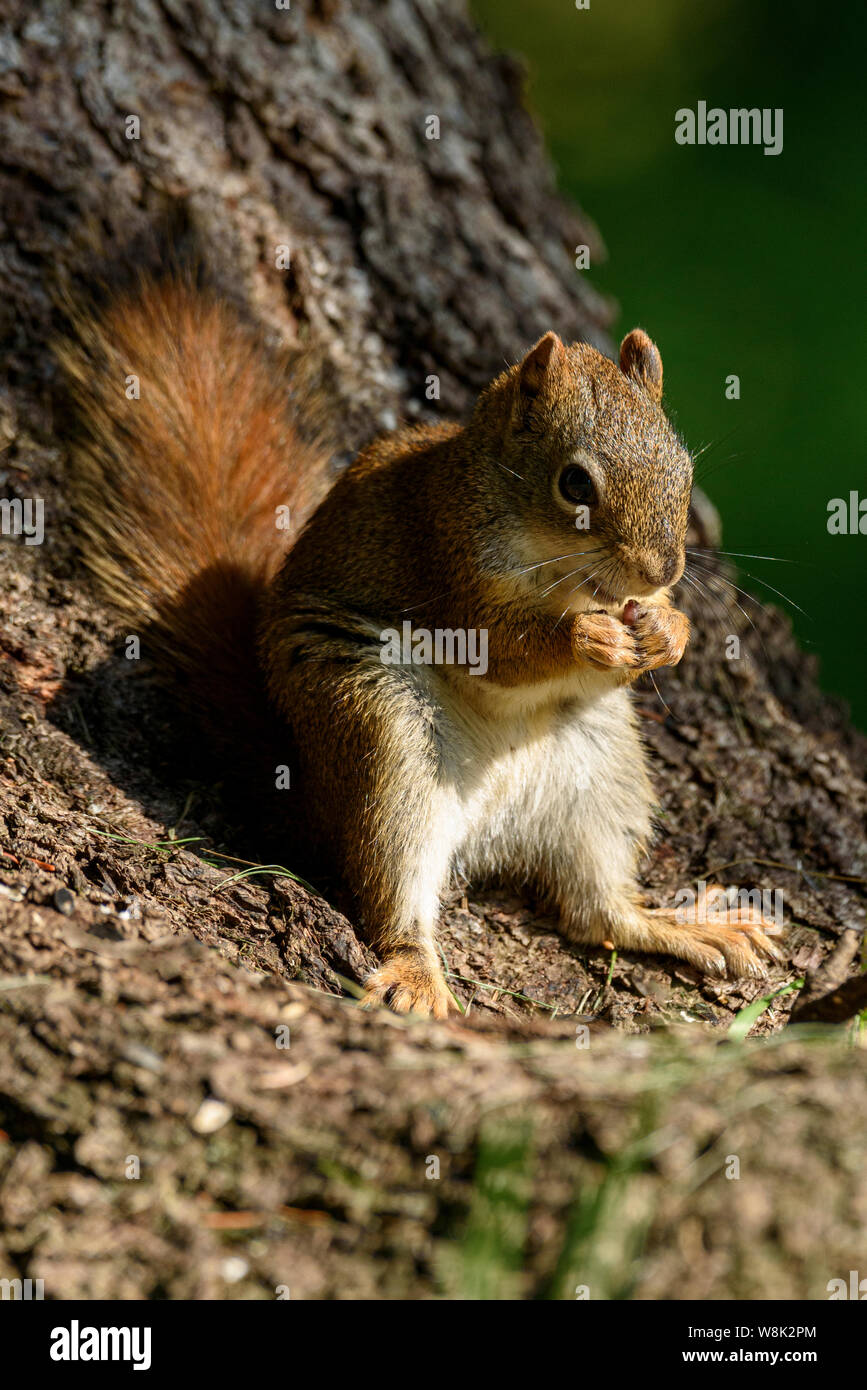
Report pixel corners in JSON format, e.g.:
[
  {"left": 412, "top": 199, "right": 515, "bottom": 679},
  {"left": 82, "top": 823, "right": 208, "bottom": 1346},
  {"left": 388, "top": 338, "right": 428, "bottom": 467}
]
[{"left": 61, "top": 276, "right": 784, "bottom": 1017}]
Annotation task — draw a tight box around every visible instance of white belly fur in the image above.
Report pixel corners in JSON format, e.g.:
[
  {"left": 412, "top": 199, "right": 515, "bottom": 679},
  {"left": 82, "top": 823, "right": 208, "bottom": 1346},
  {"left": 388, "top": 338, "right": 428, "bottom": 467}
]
[{"left": 421, "top": 665, "right": 655, "bottom": 895}]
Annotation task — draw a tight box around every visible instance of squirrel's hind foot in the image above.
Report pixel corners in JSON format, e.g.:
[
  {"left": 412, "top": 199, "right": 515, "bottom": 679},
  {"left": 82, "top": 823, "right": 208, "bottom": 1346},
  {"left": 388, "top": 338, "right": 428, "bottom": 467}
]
[
  {"left": 566, "top": 891, "right": 786, "bottom": 980},
  {"left": 647, "top": 882, "right": 787, "bottom": 977},
  {"left": 645, "top": 907, "right": 786, "bottom": 978},
  {"left": 361, "top": 948, "right": 456, "bottom": 1019}
]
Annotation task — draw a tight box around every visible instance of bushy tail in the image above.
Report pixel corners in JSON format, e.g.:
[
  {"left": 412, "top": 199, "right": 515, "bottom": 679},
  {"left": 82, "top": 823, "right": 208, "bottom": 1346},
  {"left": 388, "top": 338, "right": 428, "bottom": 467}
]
[{"left": 59, "top": 275, "right": 330, "bottom": 738}]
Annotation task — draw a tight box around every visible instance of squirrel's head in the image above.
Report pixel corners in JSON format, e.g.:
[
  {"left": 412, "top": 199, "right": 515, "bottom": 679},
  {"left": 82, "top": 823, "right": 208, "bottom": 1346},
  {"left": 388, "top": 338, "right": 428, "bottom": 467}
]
[{"left": 471, "top": 329, "right": 693, "bottom": 615}]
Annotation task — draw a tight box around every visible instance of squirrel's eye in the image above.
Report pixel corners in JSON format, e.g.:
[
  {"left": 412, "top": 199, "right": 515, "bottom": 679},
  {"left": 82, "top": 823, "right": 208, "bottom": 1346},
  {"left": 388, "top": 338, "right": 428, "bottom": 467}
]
[{"left": 559, "top": 465, "right": 596, "bottom": 507}]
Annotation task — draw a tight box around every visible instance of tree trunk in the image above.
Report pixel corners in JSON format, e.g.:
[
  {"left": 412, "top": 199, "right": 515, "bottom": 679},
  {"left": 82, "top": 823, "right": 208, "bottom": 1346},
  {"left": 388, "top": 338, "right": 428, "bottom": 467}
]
[{"left": 0, "top": 0, "right": 865, "bottom": 1300}]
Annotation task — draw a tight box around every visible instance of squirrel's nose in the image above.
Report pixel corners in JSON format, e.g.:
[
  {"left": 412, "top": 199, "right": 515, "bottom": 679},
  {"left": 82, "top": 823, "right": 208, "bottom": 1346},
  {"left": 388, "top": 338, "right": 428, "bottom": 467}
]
[{"left": 630, "top": 548, "right": 682, "bottom": 590}]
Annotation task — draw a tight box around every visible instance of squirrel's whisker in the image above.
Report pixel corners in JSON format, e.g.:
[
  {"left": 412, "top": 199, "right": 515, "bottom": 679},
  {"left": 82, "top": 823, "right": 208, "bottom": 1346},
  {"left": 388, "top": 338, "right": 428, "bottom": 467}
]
[
  {"left": 494, "top": 460, "right": 526, "bottom": 481},
  {"left": 692, "top": 453, "right": 747, "bottom": 488},
  {"left": 683, "top": 564, "right": 757, "bottom": 636},
  {"left": 686, "top": 556, "right": 809, "bottom": 621},
  {"left": 680, "top": 571, "right": 752, "bottom": 665},
  {"left": 565, "top": 563, "right": 605, "bottom": 601},
  {"left": 684, "top": 564, "right": 780, "bottom": 669},
  {"left": 647, "top": 671, "right": 675, "bottom": 719},
  {"left": 515, "top": 547, "right": 603, "bottom": 579},
  {"left": 537, "top": 555, "right": 608, "bottom": 600},
  {"left": 687, "top": 547, "right": 795, "bottom": 564},
  {"left": 690, "top": 424, "right": 741, "bottom": 467},
  {"left": 679, "top": 570, "right": 772, "bottom": 712}
]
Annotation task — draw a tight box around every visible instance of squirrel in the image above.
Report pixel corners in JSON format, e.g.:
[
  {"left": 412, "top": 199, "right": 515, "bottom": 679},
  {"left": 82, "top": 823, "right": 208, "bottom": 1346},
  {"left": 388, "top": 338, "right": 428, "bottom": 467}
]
[{"left": 60, "top": 274, "right": 784, "bottom": 1018}]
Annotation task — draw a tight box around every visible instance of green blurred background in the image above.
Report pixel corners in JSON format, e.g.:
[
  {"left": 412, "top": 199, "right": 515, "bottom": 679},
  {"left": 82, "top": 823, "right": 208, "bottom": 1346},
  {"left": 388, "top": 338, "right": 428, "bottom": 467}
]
[{"left": 473, "top": 0, "right": 866, "bottom": 727}]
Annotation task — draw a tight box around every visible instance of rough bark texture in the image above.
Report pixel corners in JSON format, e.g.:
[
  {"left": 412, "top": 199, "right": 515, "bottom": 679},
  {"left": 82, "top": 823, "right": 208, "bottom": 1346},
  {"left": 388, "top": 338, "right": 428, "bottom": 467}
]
[{"left": 0, "top": 0, "right": 865, "bottom": 1300}]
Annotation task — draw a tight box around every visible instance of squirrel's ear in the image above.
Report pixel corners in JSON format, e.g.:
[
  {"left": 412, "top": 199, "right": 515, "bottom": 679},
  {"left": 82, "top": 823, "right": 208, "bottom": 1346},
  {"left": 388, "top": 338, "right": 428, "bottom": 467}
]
[
  {"left": 619, "top": 329, "right": 663, "bottom": 402},
  {"left": 518, "top": 332, "right": 565, "bottom": 399}
]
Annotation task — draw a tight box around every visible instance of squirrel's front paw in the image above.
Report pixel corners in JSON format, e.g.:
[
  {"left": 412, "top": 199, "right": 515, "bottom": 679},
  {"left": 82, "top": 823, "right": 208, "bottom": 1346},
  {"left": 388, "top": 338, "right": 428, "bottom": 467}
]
[
  {"left": 624, "top": 603, "right": 689, "bottom": 671},
  {"left": 571, "top": 611, "right": 639, "bottom": 671},
  {"left": 361, "top": 948, "right": 455, "bottom": 1019}
]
